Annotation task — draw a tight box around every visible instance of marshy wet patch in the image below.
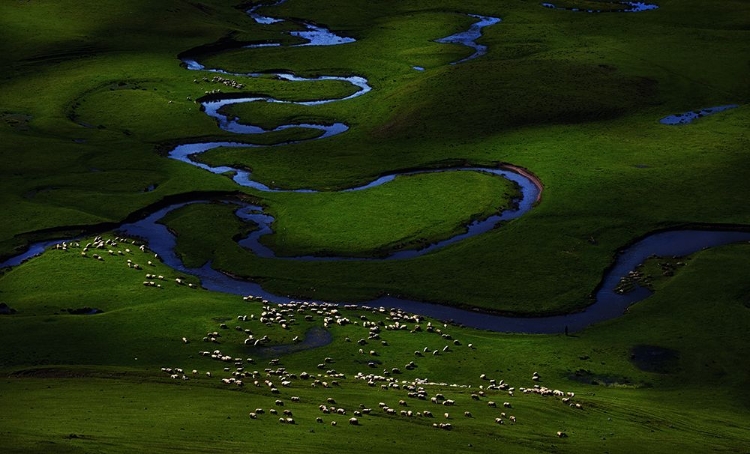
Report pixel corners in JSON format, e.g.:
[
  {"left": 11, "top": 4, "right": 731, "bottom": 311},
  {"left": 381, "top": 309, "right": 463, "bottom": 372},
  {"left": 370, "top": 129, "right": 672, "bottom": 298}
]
[
  {"left": 64, "top": 307, "right": 104, "bottom": 315},
  {"left": 2, "top": 112, "right": 32, "bottom": 130},
  {"left": 660, "top": 105, "right": 739, "bottom": 125},
  {"left": 568, "top": 368, "right": 643, "bottom": 387},
  {"left": 248, "top": 326, "right": 333, "bottom": 357},
  {"left": 630, "top": 345, "right": 680, "bottom": 374}
]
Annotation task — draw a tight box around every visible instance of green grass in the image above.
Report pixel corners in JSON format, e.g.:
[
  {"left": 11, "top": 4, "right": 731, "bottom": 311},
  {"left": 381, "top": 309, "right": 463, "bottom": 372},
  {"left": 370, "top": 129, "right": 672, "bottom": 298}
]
[
  {"left": 1, "top": 0, "right": 749, "bottom": 314},
  {"left": 1, "top": 377, "right": 746, "bottom": 454},
  {"left": 1, "top": 0, "right": 750, "bottom": 450},
  {"left": 159, "top": 201, "right": 257, "bottom": 268},
  {"left": 248, "top": 170, "right": 516, "bottom": 257},
  {"left": 0, "top": 235, "right": 749, "bottom": 452}
]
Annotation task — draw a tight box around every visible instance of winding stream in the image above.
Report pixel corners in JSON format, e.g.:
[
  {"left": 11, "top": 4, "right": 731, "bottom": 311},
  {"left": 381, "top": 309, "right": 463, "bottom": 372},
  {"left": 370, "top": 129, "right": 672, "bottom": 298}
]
[
  {"left": 4, "top": 199, "right": 750, "bottom": 334},
  {"left": 177, "top": 1, "right": 369, "bottom": 146},
  {"left": 435, "top": 15, "right": 501, "bottom": 64},
  {"left": 172, "top": 8, "right": 500, "bottom": 177},
  {"left": 124, "top": 221, "right": 750, "bottom": 334},
  {"left": 4, "top": 3, "right": 748, "bottom": 334},
  {"left": 234, "top": 167, "right": 538, "bottom": 260},
  {"left": 541, "top": 1, "right": 659, "bottom": 12}
]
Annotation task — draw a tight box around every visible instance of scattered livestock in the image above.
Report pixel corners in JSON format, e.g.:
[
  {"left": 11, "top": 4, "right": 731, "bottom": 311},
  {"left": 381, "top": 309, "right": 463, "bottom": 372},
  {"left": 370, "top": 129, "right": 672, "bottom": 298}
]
[
  {"left": 38, "top": 255, "right": 586, "bottom": 435},
  {"left": 189, "top": 300, "right": 583, "bottom": 434},
  {"left": 203, "top": 75, "right": 245, "bottom": 90},
  {"left": 56, "top": 235, "right": 203, "bottom": 291}
]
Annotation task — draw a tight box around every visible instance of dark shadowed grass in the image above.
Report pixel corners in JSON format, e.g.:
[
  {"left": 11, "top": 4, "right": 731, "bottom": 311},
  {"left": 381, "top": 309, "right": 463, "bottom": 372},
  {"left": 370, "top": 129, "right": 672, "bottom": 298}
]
[
  {"left": 1, "top": 1, "right": 749, "bottom": 451},
  {"left": 1, "top": 0, "right": 748, "bottom": 316}
]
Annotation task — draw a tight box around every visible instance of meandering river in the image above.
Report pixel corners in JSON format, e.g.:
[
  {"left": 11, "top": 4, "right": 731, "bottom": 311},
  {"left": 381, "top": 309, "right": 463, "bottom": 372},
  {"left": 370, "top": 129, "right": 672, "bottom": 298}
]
[
  {"left": 171, "top": 8, "right": 500, "bottom": 182},
  {"left": 3, "top": 2, "right": 748, "bottom": 334},
  {"left": 119, "top": 215, "right": 750, "bottom": 334}
]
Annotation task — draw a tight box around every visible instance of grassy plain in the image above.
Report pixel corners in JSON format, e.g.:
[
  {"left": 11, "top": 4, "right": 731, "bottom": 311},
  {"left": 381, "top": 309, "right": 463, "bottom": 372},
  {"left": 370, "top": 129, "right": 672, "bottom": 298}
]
[
  {"left": 1, "top": 0, "right": 749, "bottom": 451},
  {"left": 1, "top": 0, "right": 749, "bottom": 312},
  {"left": 0, "top": 236, "right": 749, "bottom": 452},
  {"left": 163, "top": 171, "right": 519, "bottom": 259}
]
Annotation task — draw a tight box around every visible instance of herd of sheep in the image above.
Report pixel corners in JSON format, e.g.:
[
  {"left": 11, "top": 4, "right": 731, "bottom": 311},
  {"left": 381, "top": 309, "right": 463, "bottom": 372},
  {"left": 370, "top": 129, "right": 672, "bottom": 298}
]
[
  {"left": 168, "top": 300, "right": 582, "bottom": 438},
  {"left": 53, "top": 235, "right": 200, "bottom": 289},
  {"left": 51, "top": 234, "right": 579, "bottom": 439}
]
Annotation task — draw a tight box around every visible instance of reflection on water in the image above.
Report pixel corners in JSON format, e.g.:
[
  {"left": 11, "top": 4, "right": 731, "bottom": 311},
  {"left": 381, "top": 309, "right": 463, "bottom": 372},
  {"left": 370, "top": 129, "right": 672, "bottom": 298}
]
[
  {"left": 541, "top": 1, "right": 659, "bottom": 12},
  {"left": 660, "top": 105, "right": 739, "bottom": 125},
  {"left": 6, "top": 194, "right": 748, "bottom": 334},
  {"left": 435, "top": 15, "right": 501, "bottom": 65}
]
